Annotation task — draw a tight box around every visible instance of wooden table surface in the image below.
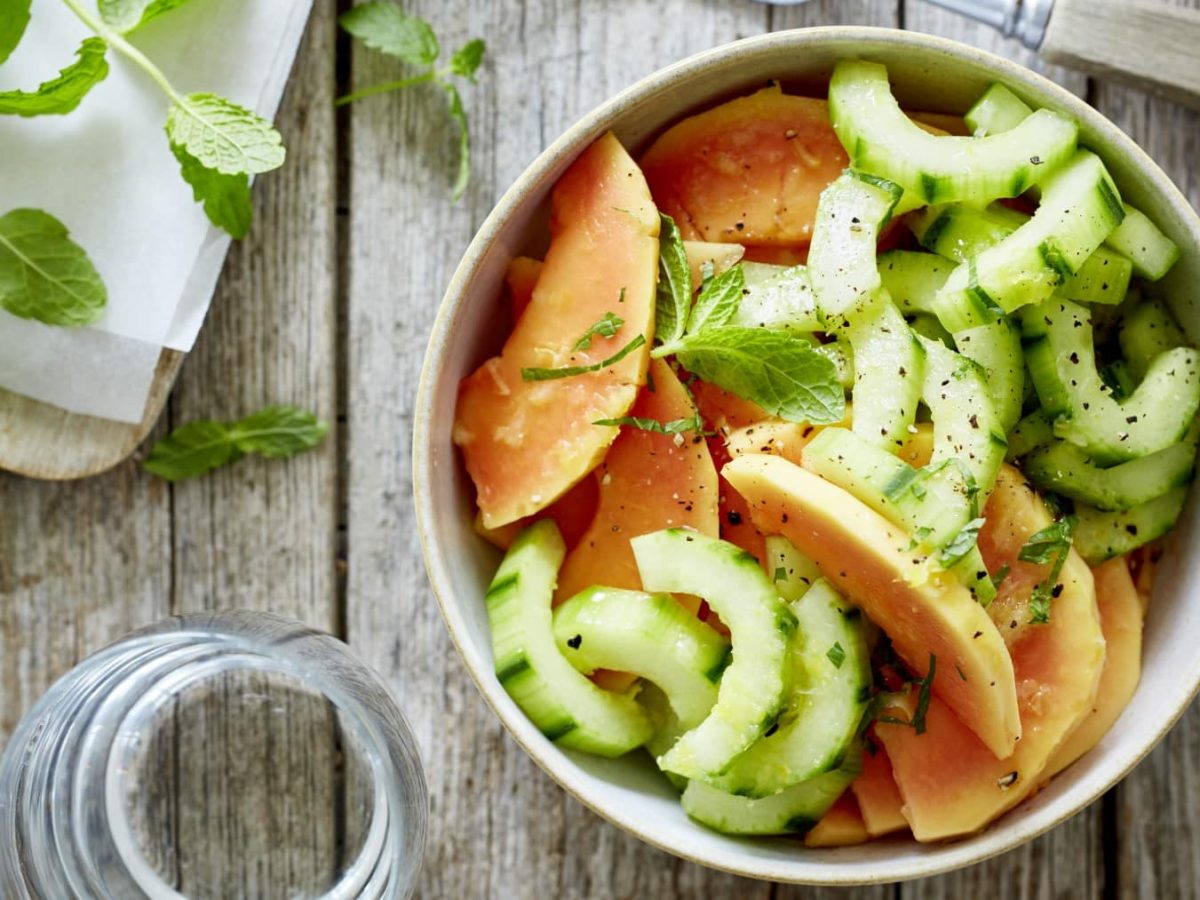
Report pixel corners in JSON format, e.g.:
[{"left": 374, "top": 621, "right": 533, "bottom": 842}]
[{"left": 3, "top": 1, "right": 1198, "bottom": 897}]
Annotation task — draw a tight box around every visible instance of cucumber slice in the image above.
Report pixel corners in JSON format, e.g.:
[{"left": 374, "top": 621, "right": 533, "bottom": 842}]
[
  {"left": 1024, "top": 424, "right": 1198, "bottom": 511},
  {"left": 553, "top": 587, "right": 730, "bottom": 728},
  {"left": 733, "top": 263, "right": 822, "bottom": 333},
  {"left": 802, "top": 427, "right": 995, "bottom": 602},
  {"left": 953, "top": 316, "right": 1025, "bottom": 433},
  {"left": 816, "top": 339, "right": 856, "bottom": 390},
  {"left": 878, "top": 250, "right": 952, "bottom": 316},
  {"left": 842, "top": 293, "right": 924, "bottom": 451},
  {"left": 638, "top": 683, "right": 688, "bottom": 791},
  {"left": 707, "top": 576, "right": 870, "bottom": 798},
  {"left": 969, "top": 152, "right": 1125, "bottom": 313},
  {"left": 919, "top": 335, "right": 1007, "bottom": 499},
  {"left": 809, "top": 171, "right": 901, "bottom": 320},
  {"left": 1105, "top": 205, "right": 1181, "bottom": 281},
  {"left": 487, "top": 520, "right": 653, "bottom": 755},
  {"left": 1074, "top": 488, "right": 1190, "bottom": 564},
  {"left": 1119, "top": 298, "right": 1188, "bottom": 382},
  {"left": 1006, "top": 409, "right": 1055, "bottom": 459},
  {"left": 632, "top": 528, "right": 796, "bottom": 780},
  {"left": 1025, "top": 300, "right": 1200, "bottom": 463},
  {"left": 828, "top": 59, "right": 1078, "bottom": 206},
  {"left": 909, "top": 314, "right": 955, "bottom": 347},
  {"left": 1064, "top": 246, "right": 1134, "bottom": 306},
  {"left": 965, "top": 83, "right": 1033, "bottom": 137},
  {"left": 681, "top": 747, "right": 862, "bottom": 835},
  {"left": 765, "top": 534, "right": 823, "bottom": 600}
]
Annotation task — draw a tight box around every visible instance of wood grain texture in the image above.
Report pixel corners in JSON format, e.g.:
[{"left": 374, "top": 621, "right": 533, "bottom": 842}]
[{"left": 1093, "top": 2, "right": 1200, "bottom": 893}]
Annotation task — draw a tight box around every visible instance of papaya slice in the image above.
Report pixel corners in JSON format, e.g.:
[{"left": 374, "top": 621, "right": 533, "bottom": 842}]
[
  {"left": 683, "top": 240, "right": 745, "bottom": 292},
  {"left": 851, "top": 744, "right": 909, "bottom": 838},
  {"left": 474, "top": 474, "right": 598, "bottom": 552},
  {"left": 553, "top": 358, "right": 719, "bottom": 603},
  {"left": 721, "top": 454, "right": 1021, "bottom": 759},
  {"left": 455, "top": 133, "right": 659, "bottom": 528},
  {"left": 804, "top": 792, "right": 870, "bottom": 848},
  {"left": 505, "top": 255, "right": 542, "bottom": 322},
  {"left": 874, "top": 465, "right": 1105, "bottom": 840},
  {"left": 1044, "top": 557, "right": 1142, "bottom": 778},
  {"left": 641, "top": 85, "right": 849, "bottom": 247}
]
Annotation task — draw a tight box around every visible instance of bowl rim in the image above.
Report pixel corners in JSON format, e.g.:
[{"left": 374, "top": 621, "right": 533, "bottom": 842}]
[{"left": 413, "top": 25, "right": 1200, "bottom": 884}]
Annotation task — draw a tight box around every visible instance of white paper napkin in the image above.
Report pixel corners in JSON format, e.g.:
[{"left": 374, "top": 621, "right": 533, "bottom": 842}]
[{"left": 0, "top": 0, "right": 313, "bottom": 423}]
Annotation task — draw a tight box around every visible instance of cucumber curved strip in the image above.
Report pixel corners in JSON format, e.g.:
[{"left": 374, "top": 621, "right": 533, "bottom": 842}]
[
  {"left": 733, "top": 262, "right": 822, "bottom": 334},
  {"left": 1120, "top": 298, "right": 1188, "bottom": 382},
  {"left": 1074, "top": 488, "right": 1189, "bottom": 565},
  {"left": 843, "top": 294, "right": 924, "bottom": 451},
  {"left": 631, "top": 528, "right": 795, "bottom": 781},
  {"left": 681, "top": 746, "right": 862, "bottom": 835},
  {"left": 552, "top": 586, "right": 729, "bottom": 728},
  {"left": 706, "top": 577, "right": 870, "bottom": 798},
  {"left": 828, "top": 59, "right": 1078, "bottom": 207},
  {"left": 486, "top": 520, "right": 653, "bottom": 756},
  {"left": 1026, "top": 300, "right": 1200, "bottom": 463}
]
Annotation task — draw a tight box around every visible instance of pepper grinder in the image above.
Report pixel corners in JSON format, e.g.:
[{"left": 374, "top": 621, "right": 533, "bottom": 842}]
[{"left": 924, "top": 0, "right": 1200, "bottom": 110}]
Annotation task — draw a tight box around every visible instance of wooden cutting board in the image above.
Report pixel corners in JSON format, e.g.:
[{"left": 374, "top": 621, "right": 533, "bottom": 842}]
[{"left": 0, "top": 350, "right": 182, "bottom": 480}]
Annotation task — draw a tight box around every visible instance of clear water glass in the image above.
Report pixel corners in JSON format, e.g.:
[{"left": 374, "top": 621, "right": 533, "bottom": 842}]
[{"left": 0, "top": 612, "right": 427, "bottom": 899}]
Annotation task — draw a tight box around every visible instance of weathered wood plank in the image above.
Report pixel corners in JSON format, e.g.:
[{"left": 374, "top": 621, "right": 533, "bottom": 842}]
[
  {"left": 1092, "top": 2, "right": 1200, "bottom": 892},
  {"left": 896, "top": 6, "right": 1102, "bottom": 898}
]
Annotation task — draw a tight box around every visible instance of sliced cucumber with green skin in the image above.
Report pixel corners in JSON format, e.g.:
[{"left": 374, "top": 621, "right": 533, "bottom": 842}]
[
  {"left": 919, "top": 334, "right": 1007, "bottom": 500},
  {"left": 1074, "top": 487, "right": 1190, "bottom": 564},
  {"left": 816, "top": 339, "right": 855, "bottom": 390},
  {"left": 553, "top": 587, "right": 730, "bottom": 728},
  {"left": 632, "top": 528, "right": 796, "bottom": 781},
  {"left": 838, "top": 293, "right": 925, "bottom": 451},
  {"left": 802, "top": 427, "right": 995, "bottom": 602},
  {"left": 1104, "top": 204, "right": 1181, "bottom": 281},
  {"left": 965, "top": 82, "right": 1033, "bottom": 137},
  {"left": 952, "top": 315, "right": 1025, "bottom": 433},
  {"left": 1025, "top": 299, "right": 1200, "bottom": 463},
  {"left": 964, "top": 152, "right": 1125, "bottom": 314},
  {"left": 733, "top": 263, "right": 822, "bottom": 334},
  {"left": 909, "top": 313, "right": 955, "bottom": 347},
  {"left": 681, "top": 746, "right": 862, "bottom": 835},
  {"left": 707, "top": 577, "right": 870, "bottom": 798},
  {"left": 878, "top": 250, "right": 952, "bottom": 316},
  {"left": 828, "top": 59, "right": 1078, "bottom": 207},
  {"left": 766, "top": 535, "right": 823, "bottom": 601},
  {"left": 639, "top": 683, "right": 688, "bottom": 791},
  {"left": 487, "top": 520, "right": 653, "bottom": 756},
  {"left": 1006, "top": 409, "right": 1055, "bottom": 459},
  {"left": 809, "top": 171, "right": 901, "bottom": 320},
  {"left": 916, "top": 202, "right": 1132, "bottom": 307},
  {"left": 1023, "top": 423, "right": 1198, "bottom": 511},
  {"left": 1119, "top": 298, "right": 1188, "bottom": 382},
  {"left": 1099, "top": 359, "right": 1137, "bottom": 402}
]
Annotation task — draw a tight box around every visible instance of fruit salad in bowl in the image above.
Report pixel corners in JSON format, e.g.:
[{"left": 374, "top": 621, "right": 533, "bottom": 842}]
[{"left": 416, "top": 28, "right": 1200, "bottom": 883}]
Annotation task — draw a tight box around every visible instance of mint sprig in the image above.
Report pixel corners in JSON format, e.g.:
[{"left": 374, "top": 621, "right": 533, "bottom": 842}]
[
  {"left": 0, "top": 208, "right": 106, "bottom": 327},
  {"left": 592, "top": 414, "right": 705, "bottom": 436},
  {"left": 98, "top": 0, "right": 194, "bottom": 34},
  {"left": 1018, "top": 516, "right": 1077, "bottom": 624},
  {"left": 573, "top": 312, "right": 624, "bottom": 351},
  {"left": 144, "top": 405, "right": 329, "bottom": 481},
  {"left": 650, "top": 216, "right": 844, "bottom": 425},
  {"left": 337, "top": 2, "right": 486, "bottom": 201},
  {"left": 521, "top": 334, "right": 646, "bottom": 382},
  {"left": 0, "top": 37, "right": 109, "bottom": 117}
]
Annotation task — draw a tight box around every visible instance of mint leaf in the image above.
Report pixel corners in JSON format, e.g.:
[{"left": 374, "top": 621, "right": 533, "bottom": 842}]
[
  {"left": 166, "top": 92, "right": 285, "bottom": 176},
  {"left": 0, "top": 38, "right": 109, "bottom": 117},
  {"left": 670, "top": 327, "right": 845, "bottom": 424},
  {"left": 521, "top": 334, "right": 645, "bottom": 382},
  {"left": 0, "top": 0, "right": 30, "bottom": 65},
  {"left": 826, "top": 642, "right": 846, "bottom": 669},
  {"left": 592, "top": 414, "right": 702, "bottom": 435},
  {"left": 450, "top": 38, "right": 486, "bottom": 82},
  {"left": 938, "top": 517, "right": 986, "bottom": 568},
  {"left": 1019, "top": 515, "right": 1076, "bottom": 624},
  {"left": 443, "top": 82, "right": 471, "bottom": 201},
  {"left": 144, "top": 406, "right": 328, "bottom": 481},
  {"left": 655, "top": 214, "right": 690, "bottom": 347},
  {"left": 0, "top": 208, "right": 106, "bottom": 327},
  {"left": 990, "top": 563, "right": 1010, "bottom": 590},
  {"left": 573, "top": 312, "right": 624, "bottom": 351},
  {"left": 338, "top": 2, "right": 439, "bottom": 67},
  {"left": 98, "top": 0, "right": 193, "bottom": 33},
  {"left": 687, "top": 263, "right": 743, "bottom": 335},
  {"left": 171, "top": 143, "right": 252, "bottom": 239},
  {"left": 912, "top": 654, "right": 936, "bottom": 734}
]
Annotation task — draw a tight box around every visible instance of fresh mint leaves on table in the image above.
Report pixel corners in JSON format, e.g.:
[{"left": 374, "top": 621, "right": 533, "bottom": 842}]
[
  {"left": 0, "top": 0, "right": 286, "bottom": 330},
  {"left": 651, "top": 214, "right": 845, "bottom": 425},
  {"left": 0, "top": 208, "right": 106, "bottom": 327},
  {"left": 337, "top": 2, "right": 486, "bottom": 200},
  {"left": 144, "top": 406, "right": 329, "bottom": 481}
]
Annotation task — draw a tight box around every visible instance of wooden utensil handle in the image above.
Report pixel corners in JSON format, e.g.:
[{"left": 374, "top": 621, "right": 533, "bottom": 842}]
[{"left": 1041, "top": 0, "right": 1200, "bottom": 109}]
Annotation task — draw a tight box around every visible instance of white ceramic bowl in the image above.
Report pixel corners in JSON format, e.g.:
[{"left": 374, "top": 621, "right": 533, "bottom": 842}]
[{"left": 414, "top": 27, "right": 1200, "bottom": 884}]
